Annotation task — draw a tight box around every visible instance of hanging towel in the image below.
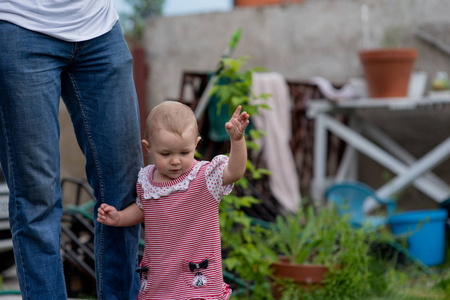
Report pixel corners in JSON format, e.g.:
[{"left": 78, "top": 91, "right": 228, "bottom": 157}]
[{"left": 251, "top": 72, "right": 301, "bottom": 213}]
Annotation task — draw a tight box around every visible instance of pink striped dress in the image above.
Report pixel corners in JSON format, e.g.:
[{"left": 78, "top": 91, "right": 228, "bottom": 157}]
[{"left": 136, "top": 155, "right": 233, "bottom": 300}]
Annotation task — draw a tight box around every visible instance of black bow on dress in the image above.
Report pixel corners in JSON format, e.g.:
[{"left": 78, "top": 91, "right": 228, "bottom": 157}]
[{"left": 189, "top": 259, "right": 209, "bottom": 272}]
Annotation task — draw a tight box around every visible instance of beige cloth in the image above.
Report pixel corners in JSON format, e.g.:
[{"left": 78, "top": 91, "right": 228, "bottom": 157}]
[{"left": 251, "top": 72, "right": 300, "bottom": 213}]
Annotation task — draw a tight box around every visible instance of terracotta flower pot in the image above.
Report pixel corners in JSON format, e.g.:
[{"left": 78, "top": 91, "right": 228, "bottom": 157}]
[
  {"left": 271, "top": 257, "right": 330, "bottom": 299},
  {"left": 359, "top": 48, "right": 417, "bottom": 98}
]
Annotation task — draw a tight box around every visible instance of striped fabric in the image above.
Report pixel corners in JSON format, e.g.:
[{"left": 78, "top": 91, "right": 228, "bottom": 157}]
[{"left": 136, "top": 155, "right": 233, "bottom": 300}]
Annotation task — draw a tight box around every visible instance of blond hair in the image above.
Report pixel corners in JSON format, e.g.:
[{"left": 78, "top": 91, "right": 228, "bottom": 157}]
[{"left": 144, "top": 101, "right": 198, "bottom": 144}]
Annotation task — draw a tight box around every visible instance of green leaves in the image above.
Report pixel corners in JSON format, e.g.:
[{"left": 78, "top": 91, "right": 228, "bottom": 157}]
[
  {"left": 271, "top": 206, "right": 342, "bottom": 266},
  {"left": 219, "top": 192, "right": 275, "bottom": 299},
  {"left": 215, "top": 30, "right": 275, "bottom": 299},
  {"left": 229, "top": 28, "right": 242, "bottom": 50},
  {"left": 210, "top": 56, "right": 268, "bottom": 118},
  {"left": 269, "top": 205, "right": 383, "bottom": 299}
]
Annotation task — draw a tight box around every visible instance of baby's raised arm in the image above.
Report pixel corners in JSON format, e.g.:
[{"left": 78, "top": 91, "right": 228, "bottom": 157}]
[
  {"left": 223, "top": 105, "right": 250, "bottom": 185},
  {"left": 97, "top": 203, "right": 144, "bottom": 227}
]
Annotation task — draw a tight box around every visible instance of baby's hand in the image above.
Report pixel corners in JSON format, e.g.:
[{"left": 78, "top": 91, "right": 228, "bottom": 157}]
[
  {"left": 225, "top": 105, "right": 250, "bottom": 141},
  {"left": 97, "top": 203, "right": 120, "bottom": 226}
]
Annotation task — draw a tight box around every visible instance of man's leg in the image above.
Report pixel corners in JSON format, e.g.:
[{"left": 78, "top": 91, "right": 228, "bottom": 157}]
[
  {"left": 0, "top": 21, "right": 68, "bottom": 299},
  {"left": 61, "top": 22, "right": 143, "bottom": 300}
]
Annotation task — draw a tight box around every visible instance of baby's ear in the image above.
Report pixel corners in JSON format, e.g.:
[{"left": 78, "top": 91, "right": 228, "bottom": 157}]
[
  {"left": 141, "top": 139, "right": 151, "bottom": 152},
  {"left": 195, "top": 136, "right": 201, "bottom": 147}
]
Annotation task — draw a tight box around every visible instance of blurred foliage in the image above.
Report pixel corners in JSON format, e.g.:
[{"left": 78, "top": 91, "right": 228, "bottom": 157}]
[{"left": 119, "top": 0, "right": 164, "bottom": 37}]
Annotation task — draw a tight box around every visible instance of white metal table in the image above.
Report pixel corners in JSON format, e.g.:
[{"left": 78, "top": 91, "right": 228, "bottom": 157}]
[{"left": 306, "top": 97, "right": 450, "bottom": 212}]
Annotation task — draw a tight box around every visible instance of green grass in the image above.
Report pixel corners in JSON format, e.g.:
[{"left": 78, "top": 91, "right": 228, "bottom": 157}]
[{"left": 368, "top": 244, "right": 450, "bottom": 300}]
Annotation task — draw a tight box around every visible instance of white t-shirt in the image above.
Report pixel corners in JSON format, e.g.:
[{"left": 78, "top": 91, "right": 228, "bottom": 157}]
[{"left": 0, "top": 0, "right": 118, "bottom": 42}]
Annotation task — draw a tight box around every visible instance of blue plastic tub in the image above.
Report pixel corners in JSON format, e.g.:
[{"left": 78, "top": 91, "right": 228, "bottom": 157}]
[
  {"left": 388, "top": 209, "right": 448, "bottom": 266},
  {"left": 440, "top": 199, "right": 450, "bottom": 230}
]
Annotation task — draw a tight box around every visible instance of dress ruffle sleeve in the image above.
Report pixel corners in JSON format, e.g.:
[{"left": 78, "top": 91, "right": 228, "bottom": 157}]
[
  {"left": 136, "top": 182, "right": 144, "bottom": 210},
  {"left": 205, "top": 155, "right": 234, "bottom": 202}
]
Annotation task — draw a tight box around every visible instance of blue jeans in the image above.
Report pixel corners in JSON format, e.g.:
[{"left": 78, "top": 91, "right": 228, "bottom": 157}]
[{"left": 0, "top": 21, "right": 143, "bottom": 299}]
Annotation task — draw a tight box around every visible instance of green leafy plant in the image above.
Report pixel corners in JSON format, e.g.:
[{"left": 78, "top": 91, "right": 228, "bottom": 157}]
[
  {"left": 210, "top": 58, "right": 271, "bottom": 117},
  {"left": 271, "top": 205, "right": 341, "bottom": 266},
  {"left": 268, "top": 204, "right": 387, "bottom": 299},
  {"left": 220, "top": 192, "right": 276, "bottom": 299},
  {"left": 208, "top": 29, "right": 275, "bottom": 299},
  {"left": 209, "top": 52, "right": 272, "bottom": 181}
]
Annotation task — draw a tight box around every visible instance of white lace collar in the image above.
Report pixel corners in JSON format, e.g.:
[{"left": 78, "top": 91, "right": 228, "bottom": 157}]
[{"left": 137, "top": 160, "right": 208, "bottom": 199}]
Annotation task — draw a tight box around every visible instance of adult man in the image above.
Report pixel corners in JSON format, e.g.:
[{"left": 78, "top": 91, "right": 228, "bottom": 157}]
[{"left": 0, "top": 1, "right": 143, "bottom": 299}]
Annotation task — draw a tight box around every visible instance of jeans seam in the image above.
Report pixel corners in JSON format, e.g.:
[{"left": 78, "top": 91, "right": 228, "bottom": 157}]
[
  {"left": 0, "top": 108, "right": 29, "bottom": 299},
  {"left": 68, "top": 42, "right": 80, "bottom": 66},
  {"left": 67, "top": 72, "right": 105, "bottom": 299}
]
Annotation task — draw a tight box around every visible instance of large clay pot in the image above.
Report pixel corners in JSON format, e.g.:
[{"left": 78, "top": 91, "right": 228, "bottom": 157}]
[
  {"left": 271, "top": 257, "right": 329, "bottom": 299},
  {"left": 359, "top": 48, "right": 417, "bottom": 98}
]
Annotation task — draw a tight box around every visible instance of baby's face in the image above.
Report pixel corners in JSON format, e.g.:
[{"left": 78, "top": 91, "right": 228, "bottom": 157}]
[{"left": 148, "top": 127, "right": 199, "bottom": 182}]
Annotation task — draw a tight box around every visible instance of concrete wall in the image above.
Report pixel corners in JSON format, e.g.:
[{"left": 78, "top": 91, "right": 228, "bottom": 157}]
[{"left": 143, "top": 0, "right": 450, "bottom": 109}]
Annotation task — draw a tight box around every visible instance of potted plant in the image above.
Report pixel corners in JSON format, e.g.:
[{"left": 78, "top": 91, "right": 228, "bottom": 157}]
[
  {"left": 358, "top": 2, "right": 418, "bottom": 98},
  {"left": 359, "top": 48, "right": 417, "bottom": 98},
  {"left": 267, "top": 204, "right": 379, "bottom": 299}
]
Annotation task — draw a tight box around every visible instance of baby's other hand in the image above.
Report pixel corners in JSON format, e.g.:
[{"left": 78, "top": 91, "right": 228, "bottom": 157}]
[{"left": 225, "top": 105, "right": 250, "bottom": 141}]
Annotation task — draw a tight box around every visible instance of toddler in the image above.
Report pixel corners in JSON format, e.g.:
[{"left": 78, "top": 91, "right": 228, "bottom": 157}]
[{"left": 97, "top": 101, "right": 249, "bottom": 299}]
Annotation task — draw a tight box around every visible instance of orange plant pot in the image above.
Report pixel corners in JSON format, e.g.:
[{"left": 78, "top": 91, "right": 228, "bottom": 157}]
[
  {"left": 235, "top": 0, "right": 305, "bottom": 7},
  {"left": 359, "top": 48, "right": 417, "bottom": 98},
  {"left": 271, "top": 258, "right": 329, "bottom": 299}
]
